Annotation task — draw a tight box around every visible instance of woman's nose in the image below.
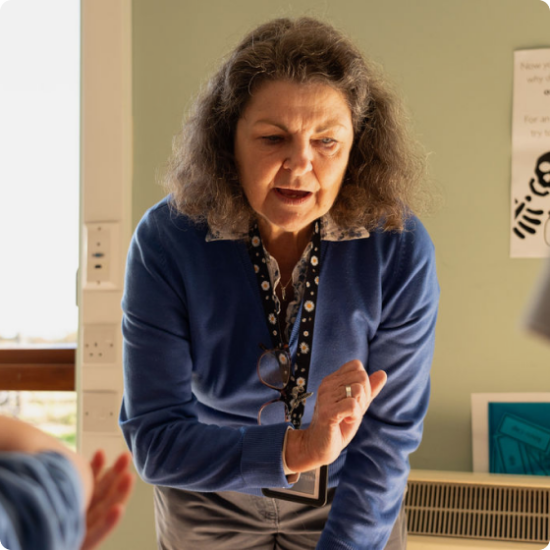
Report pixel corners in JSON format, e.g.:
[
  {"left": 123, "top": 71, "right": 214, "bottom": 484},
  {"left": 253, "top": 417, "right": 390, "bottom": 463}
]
[{"left": 283, "top": 140, "right": 313, "bottom": 176}]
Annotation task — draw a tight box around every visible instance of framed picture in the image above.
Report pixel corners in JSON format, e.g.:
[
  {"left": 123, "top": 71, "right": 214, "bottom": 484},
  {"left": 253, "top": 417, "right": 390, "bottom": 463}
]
[{"left": 472, "top": 393, "right": 550, "bottom": 475}]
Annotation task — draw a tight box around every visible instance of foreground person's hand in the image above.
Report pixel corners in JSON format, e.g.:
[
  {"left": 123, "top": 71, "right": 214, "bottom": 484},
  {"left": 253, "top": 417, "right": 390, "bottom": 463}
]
[
  {"left": 285, "top": 360, "right": 387, "bottom": 473},
  {"left": 81, "top": 450, "right": 135, "bottom": 550}
]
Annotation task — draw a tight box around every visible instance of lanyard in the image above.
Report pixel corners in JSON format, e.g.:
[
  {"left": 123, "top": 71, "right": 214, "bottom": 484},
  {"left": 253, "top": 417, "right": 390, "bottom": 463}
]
[{"left": 248, "top": 219, "right": 322, "bottom": 428}]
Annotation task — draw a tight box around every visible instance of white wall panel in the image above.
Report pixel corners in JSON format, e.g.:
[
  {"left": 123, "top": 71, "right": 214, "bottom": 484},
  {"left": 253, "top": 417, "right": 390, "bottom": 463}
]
[{"left": 78, "top": 0, "right": 132, "bottom": 463}]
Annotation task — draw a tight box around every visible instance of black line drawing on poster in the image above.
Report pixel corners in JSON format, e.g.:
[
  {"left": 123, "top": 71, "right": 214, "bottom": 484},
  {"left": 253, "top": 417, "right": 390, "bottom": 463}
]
[{"left": 513, "top": 151, "right": 550, "bottom": 244}]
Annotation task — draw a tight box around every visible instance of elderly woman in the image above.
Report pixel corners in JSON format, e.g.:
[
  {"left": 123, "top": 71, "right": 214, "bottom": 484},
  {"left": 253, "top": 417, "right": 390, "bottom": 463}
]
[{"left": 120, "top": 17, "right": 439, "bottom": 550}]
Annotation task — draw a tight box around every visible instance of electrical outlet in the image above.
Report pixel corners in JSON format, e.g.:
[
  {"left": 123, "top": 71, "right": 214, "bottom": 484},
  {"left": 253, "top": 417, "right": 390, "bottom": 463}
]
[
  {"left": 84, "top": 222, "right": 120, "bottom": 289},
  {"left": 83, "top": 324, "right": 117, "bottom": 364},
  {"left": 82, "top": 391, "right": 119, "bottom": 433}
]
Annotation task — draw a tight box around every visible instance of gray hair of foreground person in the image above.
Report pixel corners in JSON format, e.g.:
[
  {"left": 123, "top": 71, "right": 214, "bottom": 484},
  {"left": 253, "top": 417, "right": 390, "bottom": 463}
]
[{"left": 163, "top": 17, "right": 428, "bottom": 236}]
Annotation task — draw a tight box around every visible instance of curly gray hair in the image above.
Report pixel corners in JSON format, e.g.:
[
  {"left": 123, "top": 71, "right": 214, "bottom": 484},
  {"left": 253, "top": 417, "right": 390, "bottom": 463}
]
[{"left": 163, "top": 17, "right": 427, "bottom": 234}]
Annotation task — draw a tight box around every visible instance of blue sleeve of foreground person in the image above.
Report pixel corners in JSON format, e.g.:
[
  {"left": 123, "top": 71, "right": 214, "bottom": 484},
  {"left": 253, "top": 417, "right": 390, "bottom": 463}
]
[{"left": 0, "top": 451, "right": 85, "bottom": 550}]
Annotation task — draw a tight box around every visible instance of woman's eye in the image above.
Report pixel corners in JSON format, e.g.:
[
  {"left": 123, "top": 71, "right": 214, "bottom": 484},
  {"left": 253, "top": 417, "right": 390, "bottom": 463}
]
[
  {"left": 318, "top": 138, "right": 337, "bottom": 148},
  {"left": 262, "top": 136, "right": 283, "bottom": 144}
]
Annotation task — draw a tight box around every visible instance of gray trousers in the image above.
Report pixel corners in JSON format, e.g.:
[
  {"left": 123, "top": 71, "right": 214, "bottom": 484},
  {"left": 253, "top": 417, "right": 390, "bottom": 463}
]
[{"left": 154, "top": 486, "right": 407, "bottom": 550}]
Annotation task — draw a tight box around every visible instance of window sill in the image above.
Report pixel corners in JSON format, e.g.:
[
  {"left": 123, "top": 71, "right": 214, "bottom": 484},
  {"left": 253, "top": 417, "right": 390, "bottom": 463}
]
[{"left": 0, "top": 348, "right": 75, "bottom": 391}]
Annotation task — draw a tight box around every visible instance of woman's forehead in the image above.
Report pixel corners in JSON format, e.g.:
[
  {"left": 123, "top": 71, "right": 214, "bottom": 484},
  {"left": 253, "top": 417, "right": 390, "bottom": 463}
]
[{"left": 239, "top": 80, "right": 352, "bottom": 130}]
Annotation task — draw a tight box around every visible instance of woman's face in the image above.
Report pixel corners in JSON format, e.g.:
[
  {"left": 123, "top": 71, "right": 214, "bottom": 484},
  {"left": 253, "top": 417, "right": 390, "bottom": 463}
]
[{"left": 234, "top": 80, "right": 354, "bottom": 241}]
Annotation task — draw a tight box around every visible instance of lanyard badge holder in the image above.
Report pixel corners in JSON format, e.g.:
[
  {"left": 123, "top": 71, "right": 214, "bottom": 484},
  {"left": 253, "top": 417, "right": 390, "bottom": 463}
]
[{"left": 248, "top": 220, "right": 328, "bottom": 507}]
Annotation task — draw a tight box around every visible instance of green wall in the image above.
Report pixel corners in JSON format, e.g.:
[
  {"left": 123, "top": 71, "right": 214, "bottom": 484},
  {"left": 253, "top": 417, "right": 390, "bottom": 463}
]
[{"left": 107, "top": 1, "right": 550, "bottom": 547}]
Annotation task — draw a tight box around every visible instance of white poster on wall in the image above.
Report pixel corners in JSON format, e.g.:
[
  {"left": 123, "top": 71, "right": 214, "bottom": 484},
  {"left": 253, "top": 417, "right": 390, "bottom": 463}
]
[{"left": 510, "top": 48, "right": 550, "bottom": 258}]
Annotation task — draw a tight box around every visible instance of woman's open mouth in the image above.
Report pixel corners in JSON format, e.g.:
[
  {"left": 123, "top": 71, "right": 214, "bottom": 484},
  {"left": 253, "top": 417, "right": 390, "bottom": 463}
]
[{"left": 274, "top": 188, "right": 312, "bottom": 204}]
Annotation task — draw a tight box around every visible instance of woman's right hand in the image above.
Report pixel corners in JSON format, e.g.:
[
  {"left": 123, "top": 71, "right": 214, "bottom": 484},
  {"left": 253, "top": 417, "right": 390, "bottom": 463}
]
[{"left": 285, "top": 360, "right": 387, "bottom": 473}]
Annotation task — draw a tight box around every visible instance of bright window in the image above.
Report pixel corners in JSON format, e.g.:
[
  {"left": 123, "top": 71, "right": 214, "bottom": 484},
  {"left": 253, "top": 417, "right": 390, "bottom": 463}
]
[
  {"left": 0, "top": 391, "right": 77, "bottom": 451},
  {"left": 0, "top": 0, "right": 80, "bottom": 348},
  {"left": 0, "top": 0, "right": 80, "bottom": 446}
]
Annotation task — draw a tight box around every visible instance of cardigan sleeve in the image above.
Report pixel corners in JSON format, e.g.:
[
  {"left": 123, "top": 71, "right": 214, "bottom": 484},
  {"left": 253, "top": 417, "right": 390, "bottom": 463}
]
[
  {"left": 0, "top": 451, "right": 85, "bottom": 550},
  {"left": 119, "top": 206, "right": 294, "bottom": 492},
  {"left": 317, "top": 220, "right": 439, "bottom": 550}
]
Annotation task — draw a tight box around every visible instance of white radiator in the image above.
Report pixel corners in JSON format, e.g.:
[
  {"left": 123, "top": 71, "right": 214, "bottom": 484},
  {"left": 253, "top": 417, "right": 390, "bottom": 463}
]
[
  {"left": 408, "top": 535, "right": 543, "bottom": 548},
  {"left": 405, "top": 469, "right": 550, "bottom": 549}
]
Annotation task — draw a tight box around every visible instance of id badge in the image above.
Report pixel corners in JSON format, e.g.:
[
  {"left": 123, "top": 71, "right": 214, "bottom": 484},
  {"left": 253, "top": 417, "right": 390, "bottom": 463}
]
[{"left": 262, "top": 464, "right": 328, "bottom": 507}]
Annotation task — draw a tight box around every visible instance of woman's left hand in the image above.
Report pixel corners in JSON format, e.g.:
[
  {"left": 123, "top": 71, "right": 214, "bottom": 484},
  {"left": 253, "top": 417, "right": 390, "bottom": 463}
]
[
  {"left": 80, "top": 450, "right": 135, "bottom": 550},
  {"left": 285, "top": 360, "right": 387, "bottom": 473}
]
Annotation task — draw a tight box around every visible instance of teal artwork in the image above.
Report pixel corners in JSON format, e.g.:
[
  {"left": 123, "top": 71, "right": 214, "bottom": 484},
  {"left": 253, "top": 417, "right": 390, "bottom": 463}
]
[{"left": 489, "top": 402, "right": 550, "bottom": 476}]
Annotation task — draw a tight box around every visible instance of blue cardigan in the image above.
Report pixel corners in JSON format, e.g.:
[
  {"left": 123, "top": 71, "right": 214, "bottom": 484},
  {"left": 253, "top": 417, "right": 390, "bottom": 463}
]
[{"left": 120, "top": 198, "right": 439, "bottom": 550}]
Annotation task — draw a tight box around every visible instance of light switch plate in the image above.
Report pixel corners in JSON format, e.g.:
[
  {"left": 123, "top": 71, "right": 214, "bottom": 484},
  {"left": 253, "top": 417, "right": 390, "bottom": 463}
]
[
  {"left": 82, "top": 391, "right": 119, "bottom": 433},
  {"left": 83, "top": 222, "right": 121, "bottom": 290}
]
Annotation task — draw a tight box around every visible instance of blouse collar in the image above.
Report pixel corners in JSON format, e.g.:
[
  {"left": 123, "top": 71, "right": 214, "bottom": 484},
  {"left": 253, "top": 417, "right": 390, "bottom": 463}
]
[{"left": 205, "top": 214, "right": 370, "bottom": 243}]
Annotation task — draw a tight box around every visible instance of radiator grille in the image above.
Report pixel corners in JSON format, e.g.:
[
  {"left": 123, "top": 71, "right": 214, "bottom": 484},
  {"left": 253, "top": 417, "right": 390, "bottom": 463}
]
[{"left": 405, "top": 481, "right": 550, "bottom": 543}]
